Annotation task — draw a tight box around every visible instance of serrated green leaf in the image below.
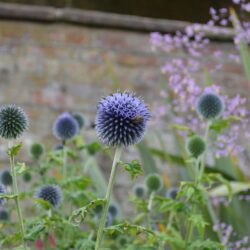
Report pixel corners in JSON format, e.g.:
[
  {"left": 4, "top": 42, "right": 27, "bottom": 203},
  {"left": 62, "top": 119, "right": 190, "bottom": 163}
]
[
  {"left": 8, "top": 143, "right": 22, "bottom": 157},
  {"left": 0, "top": 193, "right": 17, "bottom": 199},
  {"left": 15, "top": 162, "right": 27, "bottom": 175},
  {"left": 210, "top": 182, "right": 250, "bottom": 197},
  {"left": 121, "top": 160, "right": 143, "bottom": 180},
  {"left": 170, "top": 124, "right": 192, "bottom": 132},
  {"left": 25, "top": 224, "right": 46, "bottom": 241},
  {"left": 34, "top": 198, "right": 51, "bottom": 210},
  {"left": 210, "top": 116, "right": 241, "bottom": 132},
  {"left": 70, "top": 198, "right": 105, "bottom": 226},
  {"left": 105, "top": 221, "right": 154, "bottom": 236}
]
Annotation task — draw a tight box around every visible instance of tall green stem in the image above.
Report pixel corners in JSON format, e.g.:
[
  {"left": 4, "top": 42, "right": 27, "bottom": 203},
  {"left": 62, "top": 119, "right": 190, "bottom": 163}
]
[
  {"left": 9, "top": 145, "right": 27, "bottom": 250},
  {"left": 185, "top": 157, "right": 199, "bottom": 244},
  {"left": 62, "top": 144, "right": 67, "bottom": 179},
  {"left": 95, "top": 147, "right": 122, "bottom": 250}
]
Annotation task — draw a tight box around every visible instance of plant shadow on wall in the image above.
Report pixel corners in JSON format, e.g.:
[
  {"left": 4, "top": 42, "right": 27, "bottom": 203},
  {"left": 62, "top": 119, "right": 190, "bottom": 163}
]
[{"left": 0, "top": 0, "right": 249, "bottom": 249}]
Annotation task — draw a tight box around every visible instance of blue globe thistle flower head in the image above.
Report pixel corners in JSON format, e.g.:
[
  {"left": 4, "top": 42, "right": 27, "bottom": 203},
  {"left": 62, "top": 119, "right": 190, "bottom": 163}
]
[
  {"left": 53, "top": 112, "right": 79, "bottom": 141},
  {"left": 108, "top": 203, "right": 119, "bottom": 218},
  {"left": 116, "top": 235, "right": 129, "bottom": 247},
  {"left": 0, "top": 169, "right": 12, "bottom": 186},
  {"left": 95, "top": 92, "right": 150, "bottom": 147},
  {"left": 0, "top": 184, "right": 6, "bottom": 205},
  {"left": 132, "top": 183, "right": 146, "bottom": 199},
  {"left": 196, "top": 92, "right": 224, "bottom": 120},
  {"left": 72, "top": 111, "right": 85, "bottom": 130},
  {"left": 0, "top": 207, "right": 9, "bottom": 221},
  {"left": 166, "top": 187, "right": 179, "bottom": 200},
  {"left": 35, "top": 184, "right": 62, "bottom": 208},
  {"left": 53, "top": 144, "right": 64, "bottom": 151},
  {"left": 23, "top": 171, "right": 32, "bottom": 183},
  {"left": 186, "top": 135, "right": 206, "bottom": 158},
  {"left": 105, "top": 212, "right": 113, "bottom": 227},
  {"left": 0, "top": 105, "right": 28, "bottom": 140}
]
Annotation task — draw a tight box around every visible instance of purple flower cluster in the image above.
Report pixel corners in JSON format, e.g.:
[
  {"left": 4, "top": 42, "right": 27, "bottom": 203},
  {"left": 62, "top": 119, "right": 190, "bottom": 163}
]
[
  {"left": 150, "top": 1, "right": 250, "bottom": 159},
  {"left": 213, "top": 222, "right": 249, "bottom": 249}
]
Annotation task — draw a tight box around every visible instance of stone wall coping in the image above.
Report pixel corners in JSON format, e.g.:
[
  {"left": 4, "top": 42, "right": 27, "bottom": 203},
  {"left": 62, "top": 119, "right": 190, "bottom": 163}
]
[{"left": 0, "top": 2, "right": 235, "bottom": 40}]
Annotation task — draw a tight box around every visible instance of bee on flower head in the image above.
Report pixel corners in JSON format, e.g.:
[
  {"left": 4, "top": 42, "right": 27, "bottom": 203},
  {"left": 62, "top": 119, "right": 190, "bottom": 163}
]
[{"left": 132, "top": 115, "right": 144, "bottom": 123}]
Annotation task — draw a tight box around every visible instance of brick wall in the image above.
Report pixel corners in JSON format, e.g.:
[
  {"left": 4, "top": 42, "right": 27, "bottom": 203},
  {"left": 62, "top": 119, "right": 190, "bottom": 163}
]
[
  {"left": 0, "top": 20, "right": 247, "bottom": 213},
  {"left": 0, "top": 21, "right": 246, "bottom": 145}
]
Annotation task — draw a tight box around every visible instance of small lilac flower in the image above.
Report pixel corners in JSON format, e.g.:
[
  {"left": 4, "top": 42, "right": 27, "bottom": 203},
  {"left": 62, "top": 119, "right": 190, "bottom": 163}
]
[
  {"left": 0, "top": 105, "right": 28, "bottom": 139},
  {"left": 35, "top": 185, "right": 62, "bottom": 207},
  {"left": 53, "top": 112, "right": 79, "bottom": 141},
  {"left": 95, "top": 92, "right": 150, "bottom": 147}
]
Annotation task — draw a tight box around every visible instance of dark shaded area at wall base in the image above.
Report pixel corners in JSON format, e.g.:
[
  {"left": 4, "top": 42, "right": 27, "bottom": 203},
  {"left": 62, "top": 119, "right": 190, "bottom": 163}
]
[
  {"left": 0, "top": 0, "right": 232, "bottom": 23},
  {"left": 0, "top": 2, "right": 235, "bottom": 40}
]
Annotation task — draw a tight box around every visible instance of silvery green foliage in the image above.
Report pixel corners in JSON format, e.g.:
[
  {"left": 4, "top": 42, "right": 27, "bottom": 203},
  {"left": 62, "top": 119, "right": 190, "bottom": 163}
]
[
  {"left": 196, "top": 92, "right": 224, "bottom": 119},
  {"left": 0, "top": 105, "right": 28, "bottom": 139},
  {"left": 186, "top": 135, "right": 206, "bottom": 158},
  {"left": 95, "top": 92, "right": 150, "bottom": 147}
]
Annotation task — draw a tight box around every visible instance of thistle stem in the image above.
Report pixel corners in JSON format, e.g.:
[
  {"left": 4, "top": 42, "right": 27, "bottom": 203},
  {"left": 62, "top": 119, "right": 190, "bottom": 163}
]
[
  {"left": 9, "top": 144, "right": 27, "bottom": 250},
  {"left": 95, "top": 147, "right": 122, "bottom": 250},
  {"left": 62, "top": 144, "right": 67, "bottom": 179},
  {"left": 147, "top": 191, "right": 155, "bottom": 211}
]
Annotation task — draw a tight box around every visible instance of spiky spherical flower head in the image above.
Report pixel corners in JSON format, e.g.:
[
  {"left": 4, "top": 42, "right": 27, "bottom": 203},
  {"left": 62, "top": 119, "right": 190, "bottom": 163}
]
[
  {"left": 132, "top": 183, "right": 146, "bottom": 198},
  {"left": 53, "top": 112, "right": 79, "bottom": 141},
  {"left": 166, "top": 187, "right": 178, "bottom": 200},
  {"left": 95, "top": 92, "right": 150, "bottom": 147},
  {"left": 105, "top": 212, "right": 113, "bottom": 227},
  {"left": 196, "top": 92, "right": 224, "bottom": 120},
  {"left": 23, "top": 172, "right": 32, "bottom": 183},
  {"left": 145, "top": 173, "right": 163, "bottom": 192},
  {"left": 0, "top": 184, "right": 6, "bottom": 205},
  {"left": 53, "top": 144, "right": 64, "bottom": 151},
  {"left": 0, "top": 105, "right": 28, "bottom": 139},
  {"left": 0, "top": 169, "right": 12, "bottom": 186},
  {"left": 30, "top": 143, "right": 44, "bottom": 160},
  {"left": 35, "top": 185, "right": 62, "bottom": 207},
  {"left": 0, "top": 207, "right": 9, "bottom": 221},
  {"left": 72, "top": 111, "right": 85, "bottom": 130},
  {"left": 186, "top": 135, "right": 206, "bottom": 158},
  {"left": 108, "top": 204, "right": 119, "bottom": 218},
  {"left": 116, "top": 235, "right": 129, "bottom": 247}
]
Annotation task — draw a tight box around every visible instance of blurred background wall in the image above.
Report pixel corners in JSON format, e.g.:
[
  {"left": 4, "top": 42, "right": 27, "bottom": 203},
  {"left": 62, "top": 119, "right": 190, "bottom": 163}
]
[{"left": 0, "top": 0, "right": 247, "bottom": 213}]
